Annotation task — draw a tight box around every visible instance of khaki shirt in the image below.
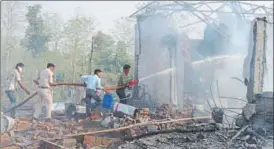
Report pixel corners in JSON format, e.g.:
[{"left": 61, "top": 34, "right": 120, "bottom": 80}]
[
  {"left": 37, "top": 68, "right": 54, "bottom": 88},
  {"left": 5, "top": 69, "right": 21, "bottom": 91}
]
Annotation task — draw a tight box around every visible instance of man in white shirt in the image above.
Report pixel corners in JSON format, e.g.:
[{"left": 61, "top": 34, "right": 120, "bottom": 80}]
[{"left": 4, "top": 63, "right": 30, "bottom": 118}]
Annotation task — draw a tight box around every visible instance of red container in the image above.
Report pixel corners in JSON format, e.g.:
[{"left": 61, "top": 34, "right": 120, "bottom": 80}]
[{"left": 127, "top": 79, "right": 138, "bottom": 87}]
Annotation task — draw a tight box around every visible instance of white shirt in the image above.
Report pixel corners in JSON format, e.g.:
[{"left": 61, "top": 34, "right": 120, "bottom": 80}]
[
  {"left": 5, "top": 69, "right": 21, "bottom": 91},
  {"left": 80, "top": 75, "right": 103, "bottom": 90}
]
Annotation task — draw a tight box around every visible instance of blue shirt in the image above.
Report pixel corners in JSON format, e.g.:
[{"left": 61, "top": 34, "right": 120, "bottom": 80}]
[{"left": 80, "top": 75, "right": 103, "bottom": 90}]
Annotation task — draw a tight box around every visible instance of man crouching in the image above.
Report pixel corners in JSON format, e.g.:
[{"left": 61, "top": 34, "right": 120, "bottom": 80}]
[{"left": 80, "top": 69, "right": 104, "bottom": 117}]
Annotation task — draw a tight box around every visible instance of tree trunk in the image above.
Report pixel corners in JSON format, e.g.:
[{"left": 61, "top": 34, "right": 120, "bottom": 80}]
[
  {"left": 6, "top": 50, "right": 10, "bottom": 74},
  {"left": 88, "top": 38, "right": 94, "bottom": 74}
]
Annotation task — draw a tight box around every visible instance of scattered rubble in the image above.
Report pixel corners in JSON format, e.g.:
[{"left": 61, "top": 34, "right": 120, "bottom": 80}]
[
  {"left": 211, "top": 107, "right": 224, "bottom": 123},
  {"left": 242, "top": 104, "right": 256, "bottom": 120},
  {"left": 1, "top": 117, "right": 87, "bottom": 148},
  {"left": 1, "top": 98, "right": 273, "bottom": 149},
  {"left": 235, "top": 92, "right": 273, "bottom": 136},
  {"left": 116, "top": 124, "right": 273, "bottom": 149}
]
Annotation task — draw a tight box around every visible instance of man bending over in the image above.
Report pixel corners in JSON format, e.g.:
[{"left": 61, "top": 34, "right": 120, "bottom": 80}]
[
  {"left": 80, "top": 69, "right": 104, "bottom": 117},
  {"left": 4, "top": 63, "right": 30, "bottom": 118}
]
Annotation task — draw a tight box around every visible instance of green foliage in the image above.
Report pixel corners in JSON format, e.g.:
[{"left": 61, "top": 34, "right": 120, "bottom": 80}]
[
  {"left": 93, "top": 31, "right": 116, "bottom": 72},
  {"left": 23, "top": 4, "right": 50, "bottom": 57},
  {"left": 43, "top": 13, "right": 64, "bottom": 51},
  {"left": 92, "top": 31, "right": 134, "bottom": 74},
  {"left": 1, "top": 1, "right": 26, "bottom": 76},
  {"left": 61, "top": 14, "right": 95, "bottom": 82},
  {"left": 1, "top": 3, "right": 135, "bottom": 102}
]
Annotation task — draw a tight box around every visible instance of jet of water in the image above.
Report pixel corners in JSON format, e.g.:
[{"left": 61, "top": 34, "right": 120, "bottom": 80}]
[
  {"left": 139, "top": 68, "right": 175, "bottom": 82},
  {"left": 192, "top": 54, "right": 242, "bottom": 66}
]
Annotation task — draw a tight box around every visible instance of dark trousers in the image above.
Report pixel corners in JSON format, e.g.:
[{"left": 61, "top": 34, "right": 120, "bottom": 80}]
[
  {"left": 5, "top": 90, "right": 16, "bottom": 118},
  {"left": 85, "top": 89, "right": 101, "bottom": 116},
  {"left": 116, "top": 88, "right": 128, "bottom": 104}
]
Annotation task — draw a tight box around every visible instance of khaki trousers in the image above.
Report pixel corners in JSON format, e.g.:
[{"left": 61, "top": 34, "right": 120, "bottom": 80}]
[{"left": 33, "top": 88, "right": 53, "bottom": 119}]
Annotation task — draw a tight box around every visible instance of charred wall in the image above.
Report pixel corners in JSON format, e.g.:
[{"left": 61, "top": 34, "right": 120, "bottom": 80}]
[{"left": 133, "top": 15, "right": 184, "bottom": 109}]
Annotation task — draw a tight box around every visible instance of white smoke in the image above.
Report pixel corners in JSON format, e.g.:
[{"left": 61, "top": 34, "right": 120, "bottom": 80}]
[{"left": 263, "top": 23, "right": 273, "bottom": 92}]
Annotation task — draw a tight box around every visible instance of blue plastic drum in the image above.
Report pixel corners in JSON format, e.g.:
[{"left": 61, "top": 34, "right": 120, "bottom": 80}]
[{"left": 102, "top": 93, "right": 114, "bottom": 109}]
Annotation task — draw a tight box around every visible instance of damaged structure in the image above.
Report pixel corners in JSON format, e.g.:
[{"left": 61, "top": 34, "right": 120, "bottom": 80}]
[
  {"left": 130, "top": 1, "right": 273, "bottom": 111},
  {"left": 1, "top": 1, "right": 273, "bottom": 149},
  {"left": 236, "top": 17, "right": 273, "bottom": 135},
  {"left": 125, "top": 1, "right": 274, "bottom": 149}
]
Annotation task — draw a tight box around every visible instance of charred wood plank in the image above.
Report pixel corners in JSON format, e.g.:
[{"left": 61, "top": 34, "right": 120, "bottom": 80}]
[{"left": 40, "top": 140, "right": 66, "bottom": 149}]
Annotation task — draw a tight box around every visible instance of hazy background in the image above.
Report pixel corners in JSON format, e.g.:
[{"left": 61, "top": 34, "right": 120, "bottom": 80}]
[
  {"left": 1, "top": 1, "right": 273, "bottom": 113},
  {"left": 25, "top": 1, "right": 272, "bottom": 36}
]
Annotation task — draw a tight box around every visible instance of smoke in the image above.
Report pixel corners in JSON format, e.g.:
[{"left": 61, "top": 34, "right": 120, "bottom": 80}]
[
  {"left": 135, "top": 11, "right": 273, "bottom": 113},
  {"left": 194, "top": 15, "right": 273, "bottom": 111},
  {"left": 136, "top": 15, "right": 183, "bottom": 107},
  {"left": 189, "top": 14, "right": 251, "bottom": 110},
  {"left": 263, "top": 23, "right": 273, "bottom": 92}
]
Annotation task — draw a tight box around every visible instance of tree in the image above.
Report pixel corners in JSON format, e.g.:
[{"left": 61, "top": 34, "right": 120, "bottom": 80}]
[
  {"left": 115, "top": 40, "right": 134, "bottom": 71},
  {"left": 92, "top": 31, "right": 116, "bottom": 72},
  {"left": 43, "top": 13, "right": 64, "bottom": 52},
  {"left": 110, "top": 18, "right": 135, "bottom": 74},
  {"left": 62, "top": 12, "right": 95, "bottom": 82},
  {"left": 23, "top": 4, "right": 50, "bottom": 57},
  {"left": 1, "top": 1, "right": 26, "bottom": 73},
  {"left": 92, "top": 31, "right": 134, "bottom": 74},
  {"left": 111, "top": 17, "right": 135, "bottom": 55}
]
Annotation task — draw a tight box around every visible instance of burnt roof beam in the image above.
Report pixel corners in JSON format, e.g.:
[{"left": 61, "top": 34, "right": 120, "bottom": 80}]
[
  {"left": 174, "top": 1, "right": 230, "bottom": 41},
  {"left": 129, "top": 1, "right": 272, "bottom": 18}
]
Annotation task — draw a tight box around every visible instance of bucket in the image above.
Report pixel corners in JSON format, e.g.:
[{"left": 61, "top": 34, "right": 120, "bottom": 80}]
[
  {"left": 5, "top": 116, "right": 15, "bottom": 132},
  {"left": 1, "top": 115, "right": 15, "bottom": 133},
  {"left": 113, "top": 102, "right": 138, "bottom": 117},
  {"left": 102, "top": 93, "right": 114, "bottom": 109}
]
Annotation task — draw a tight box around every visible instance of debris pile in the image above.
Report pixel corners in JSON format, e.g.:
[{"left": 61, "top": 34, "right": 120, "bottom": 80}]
[
  {"left": 153, "top": 104, "right": 174, "bottom": 119},
  {"left": 229, "top": 126, "right": 273, "bottom": 149},
  {"left": 235, "top": 92, "right": 273, "bottom": 136},
  {"left": 116, "top": 123, "right": 273, "bottom": 149},
  {"left": 152, "top": 103, "right": 193, "bottom": 120},
  {"left": 82, "top": 135, "right": 119, "bottom": 148},
  {"left": 1, "top": 98, "right": 272, "bottom": 149},
  {"left": 1, "top": 118, "right": 86, "bottom": 148}
]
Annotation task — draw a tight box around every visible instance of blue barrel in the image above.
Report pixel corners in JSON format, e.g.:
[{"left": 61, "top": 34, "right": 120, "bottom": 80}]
[{"left": 102, "top": 93, "right": 114, "bottom": 109}]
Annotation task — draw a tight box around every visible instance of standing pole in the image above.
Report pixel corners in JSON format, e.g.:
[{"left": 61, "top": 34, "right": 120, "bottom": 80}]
[{"left": 88, "top": 36, "right": 94, "bottom": 74}]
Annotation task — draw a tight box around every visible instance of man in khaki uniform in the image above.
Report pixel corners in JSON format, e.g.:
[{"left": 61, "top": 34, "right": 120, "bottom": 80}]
[
  {"left": 4, "top": 63, "right": 30, "bottom": 118},
  {"left": 33, "top": 63, "right": 57, "bottom": 120}
]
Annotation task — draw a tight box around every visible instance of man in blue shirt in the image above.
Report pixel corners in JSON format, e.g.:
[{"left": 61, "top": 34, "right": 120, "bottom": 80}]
[{"left": 80, "top": 69, "right": 104, "bottom": 117}]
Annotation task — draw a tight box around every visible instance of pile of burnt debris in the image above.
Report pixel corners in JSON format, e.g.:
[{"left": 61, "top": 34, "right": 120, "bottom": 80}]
[
  {"left": 235, "top": 92, "right": 273, "bottom": 135},
  {"left": 114, "top": 123, "right": 273, "bottom": 149},
  {"left": 1, "top": 92, "right": 273, "bottom": 149},
  {"left": 114, "top": 92, "right": 273, "bottom": 149}
]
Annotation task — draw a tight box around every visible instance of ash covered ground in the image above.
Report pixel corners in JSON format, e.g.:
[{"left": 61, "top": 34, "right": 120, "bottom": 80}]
[{"left": 116, "top": 129, "right": 273, "bottom": 149}]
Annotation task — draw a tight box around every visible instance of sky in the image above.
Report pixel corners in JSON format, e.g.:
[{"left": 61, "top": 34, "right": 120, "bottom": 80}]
[
  {"left": 26, "top": 1, "right": 140, "bottom": 32},
  {"left": 26, "top": 1, "right": 273, "bottom": 35}
]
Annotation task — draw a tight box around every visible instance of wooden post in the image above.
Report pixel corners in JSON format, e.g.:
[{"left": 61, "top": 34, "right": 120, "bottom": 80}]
[
  {"left": 88, "top": 37, "right": 94, "bottom": 75},
  {"left": 4, "top": 92, "right": 38, "bottom": 114}
]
